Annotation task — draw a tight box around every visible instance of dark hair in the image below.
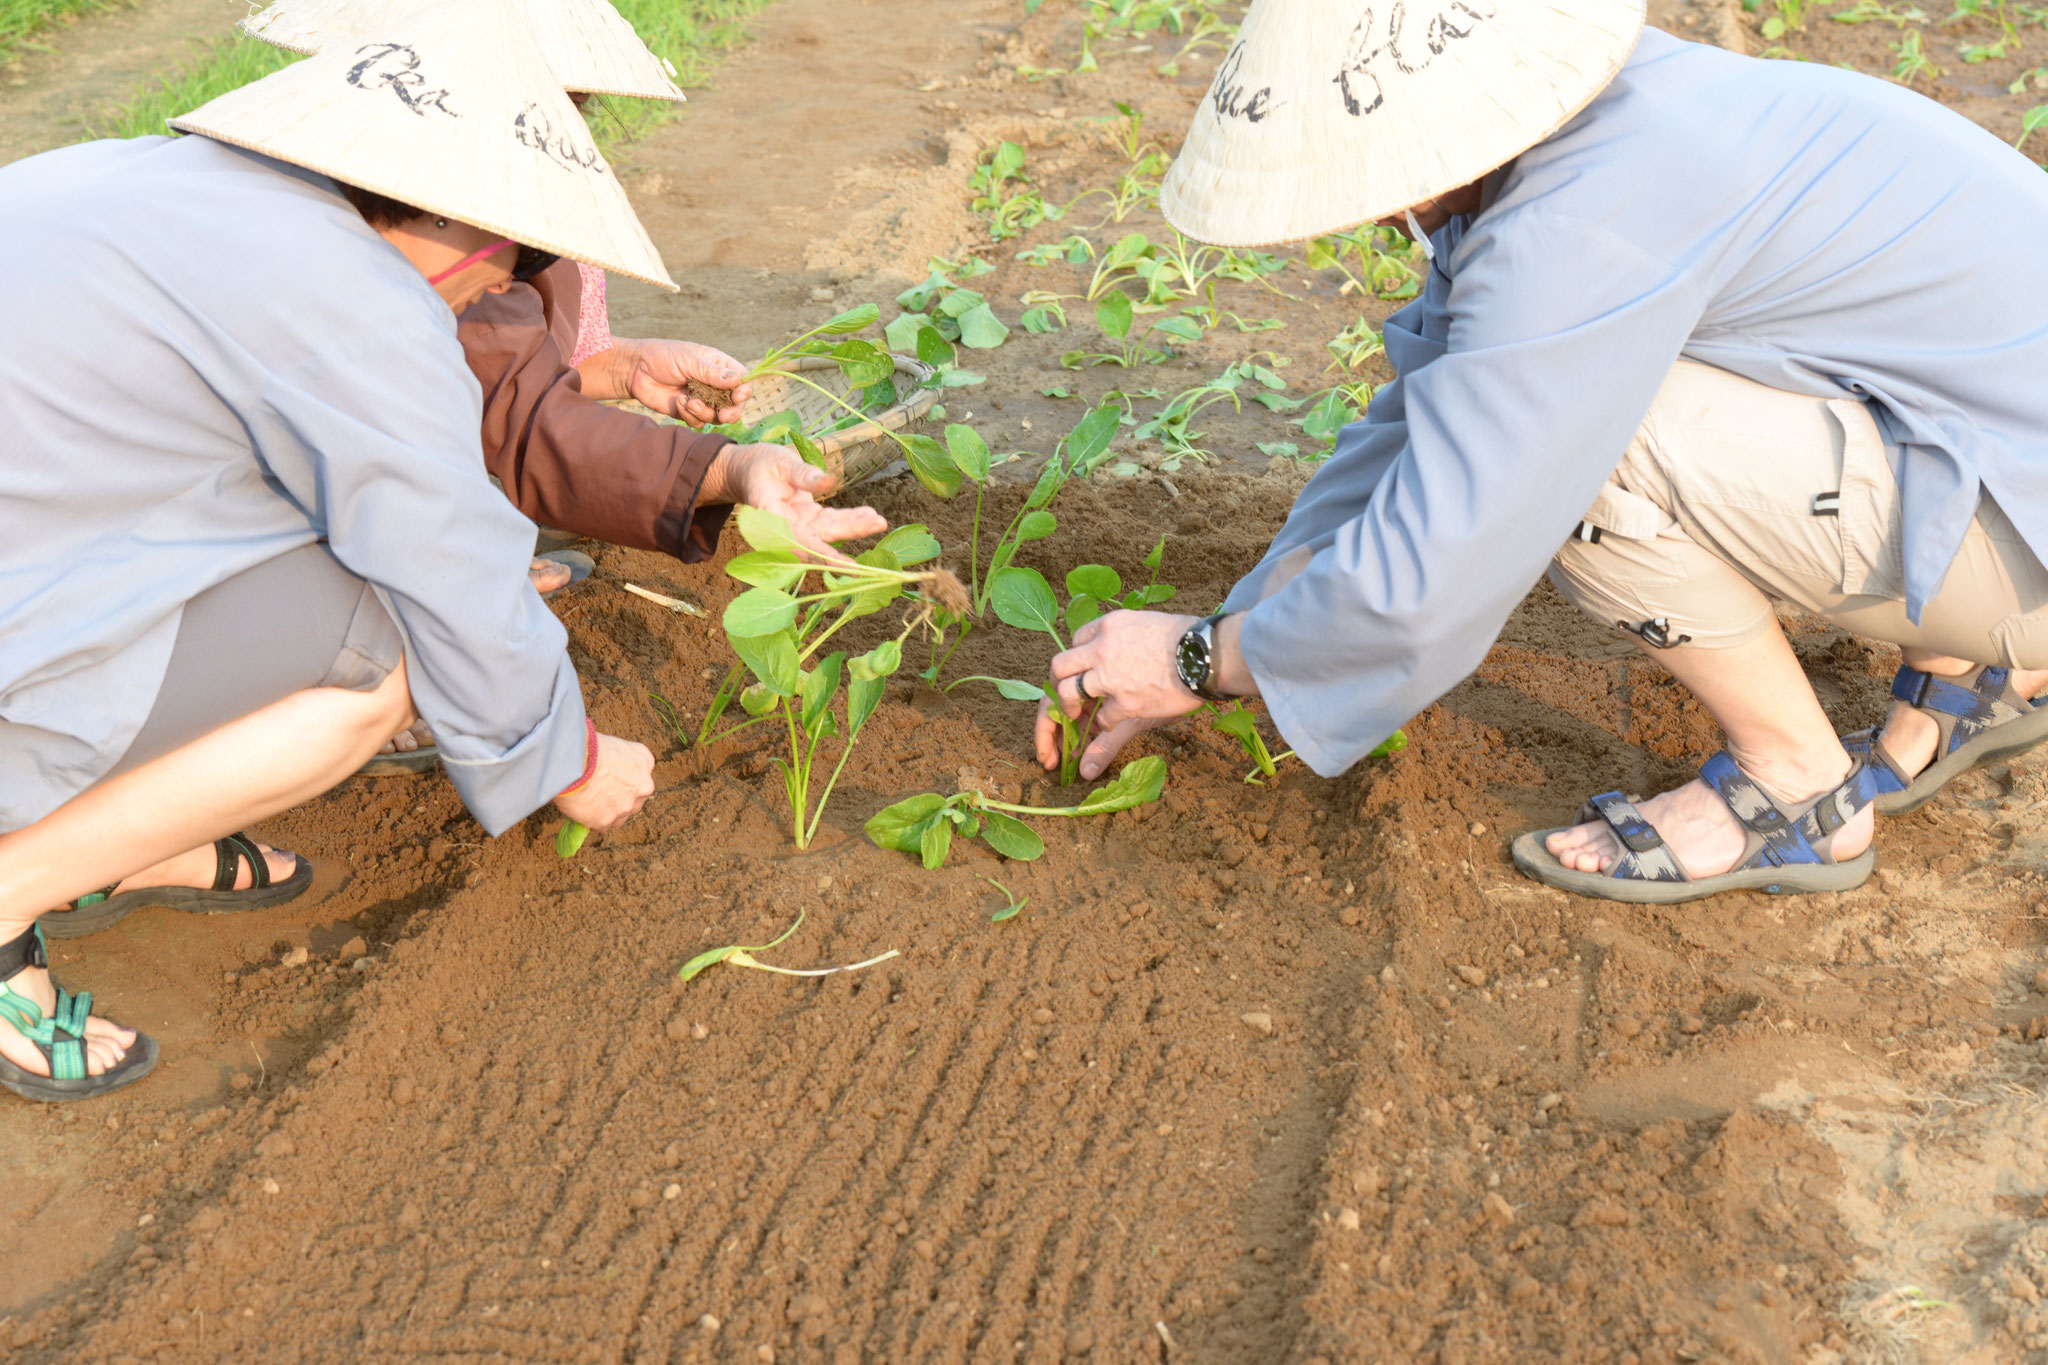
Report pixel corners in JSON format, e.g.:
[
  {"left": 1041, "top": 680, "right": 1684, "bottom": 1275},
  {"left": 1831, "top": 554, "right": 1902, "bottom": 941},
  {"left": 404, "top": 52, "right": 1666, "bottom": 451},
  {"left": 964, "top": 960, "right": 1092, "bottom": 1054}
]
[{"left": 340, "top": 182, "right": 427, "bottom": 229}]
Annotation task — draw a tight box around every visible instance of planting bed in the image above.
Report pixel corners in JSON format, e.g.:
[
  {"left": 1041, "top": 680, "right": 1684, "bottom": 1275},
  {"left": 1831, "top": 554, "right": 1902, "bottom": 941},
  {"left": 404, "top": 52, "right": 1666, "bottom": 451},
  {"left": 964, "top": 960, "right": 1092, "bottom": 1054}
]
[{"left": 8, "top": 0, "right": 2048, "bottom": 1362}]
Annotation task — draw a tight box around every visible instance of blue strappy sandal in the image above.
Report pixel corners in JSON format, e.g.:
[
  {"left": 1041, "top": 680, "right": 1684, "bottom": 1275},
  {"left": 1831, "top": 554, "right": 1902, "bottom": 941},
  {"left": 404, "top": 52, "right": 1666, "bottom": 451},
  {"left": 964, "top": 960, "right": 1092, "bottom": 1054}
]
[
  {"left": 0, "top": 925, "right": 157, "bottom": 1103},
  {"left": 1843, "top": 664, "right": 2048, "bottom": 815},
  {"left": 1510, "top": 752, "right": 1878, "bottom": 903}
]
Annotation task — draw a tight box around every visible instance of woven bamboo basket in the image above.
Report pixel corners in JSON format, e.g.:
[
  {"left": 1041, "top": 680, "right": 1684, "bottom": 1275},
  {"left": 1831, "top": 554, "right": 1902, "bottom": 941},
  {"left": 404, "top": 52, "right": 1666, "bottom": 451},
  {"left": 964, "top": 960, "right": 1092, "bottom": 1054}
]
[
  {"left": 605, "top": 353, "right": 937, "bottom": 489},
  {"left": 740, "top": 354, "right": 938, "bottom": 488}
]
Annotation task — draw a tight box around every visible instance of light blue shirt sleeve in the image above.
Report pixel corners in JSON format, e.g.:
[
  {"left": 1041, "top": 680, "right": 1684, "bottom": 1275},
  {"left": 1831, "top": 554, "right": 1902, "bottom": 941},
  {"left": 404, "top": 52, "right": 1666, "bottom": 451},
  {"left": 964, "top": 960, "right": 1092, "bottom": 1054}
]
[
  {"left": 1227, "top": 209, "right": 1707, "bottom": 776},
  {"left": 255, "top": 325, "right": 589, "bottom": 836}
]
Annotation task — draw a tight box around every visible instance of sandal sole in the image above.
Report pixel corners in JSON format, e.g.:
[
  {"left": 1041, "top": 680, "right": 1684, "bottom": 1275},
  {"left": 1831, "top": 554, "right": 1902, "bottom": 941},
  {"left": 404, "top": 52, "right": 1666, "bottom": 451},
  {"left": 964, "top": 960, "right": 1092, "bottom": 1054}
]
[
  {"left": 1510, "top": 829, "right": 1874, "bottom": 904},
  {"left": 0, "top": 1032, "right": 158, "bottom": 1103},
  {"left": 1878, "top": 703, "right": 2048, "bottom": 816},
  {"left": 37, "top": 856, "right": 315, "bottom": 940}
]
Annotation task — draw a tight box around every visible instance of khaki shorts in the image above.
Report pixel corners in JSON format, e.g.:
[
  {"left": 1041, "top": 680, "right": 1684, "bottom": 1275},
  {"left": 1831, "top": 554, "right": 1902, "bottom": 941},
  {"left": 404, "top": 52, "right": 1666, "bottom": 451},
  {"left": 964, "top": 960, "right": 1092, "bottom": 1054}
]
[{"left": 1549, "top": 359, "right": 2048, "bottom": 667}]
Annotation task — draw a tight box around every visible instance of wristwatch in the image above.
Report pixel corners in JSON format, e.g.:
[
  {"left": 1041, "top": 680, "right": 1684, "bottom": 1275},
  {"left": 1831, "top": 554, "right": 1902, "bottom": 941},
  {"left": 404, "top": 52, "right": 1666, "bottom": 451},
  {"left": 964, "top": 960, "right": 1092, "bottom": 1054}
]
[{"left": 1175, "top": 613, "right": 1231, "bottom": 702}]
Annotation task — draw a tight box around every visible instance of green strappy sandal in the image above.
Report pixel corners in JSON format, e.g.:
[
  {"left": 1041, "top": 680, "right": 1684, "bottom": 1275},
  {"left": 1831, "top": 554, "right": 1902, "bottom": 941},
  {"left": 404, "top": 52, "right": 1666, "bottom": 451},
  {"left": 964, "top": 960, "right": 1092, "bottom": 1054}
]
[
  {"left": 0, "top": 924, "right": 157, "bottom": 1103},
  {"left": 36, "top": 832, "right": 312, "bottom": 940}
]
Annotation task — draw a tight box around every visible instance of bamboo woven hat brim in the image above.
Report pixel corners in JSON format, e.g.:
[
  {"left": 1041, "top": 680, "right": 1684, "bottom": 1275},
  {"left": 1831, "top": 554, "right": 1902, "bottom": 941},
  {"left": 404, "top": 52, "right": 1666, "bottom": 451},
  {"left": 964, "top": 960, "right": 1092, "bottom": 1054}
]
[
  {"left": 172, "top": 2, "right": 675, "bottom": 288},
  {"left": 1160, "top": 0, "right": 1647, "bottom": 247},
  {"left": 240, "top": 0, "right": 685, "bottom": 101}
]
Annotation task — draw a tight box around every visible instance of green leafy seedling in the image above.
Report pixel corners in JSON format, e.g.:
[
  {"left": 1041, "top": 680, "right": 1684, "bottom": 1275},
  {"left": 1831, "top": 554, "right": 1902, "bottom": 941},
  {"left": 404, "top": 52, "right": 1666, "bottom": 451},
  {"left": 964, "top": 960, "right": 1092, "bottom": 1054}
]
[
  {"left": 970, "top": 140, "right": 1064, "bottom": 240},
  {"left": 556, "top": 820, "right": 591, "bottom": 859},
  {"left": 983, "top": 876, "right": 1028, "bottom": 922},
  {"left": 865, "top": 756, "right": 1169, "bottom": 869},
  {"left": 677, "top": 908, "right": 900, "bottom": 984}
]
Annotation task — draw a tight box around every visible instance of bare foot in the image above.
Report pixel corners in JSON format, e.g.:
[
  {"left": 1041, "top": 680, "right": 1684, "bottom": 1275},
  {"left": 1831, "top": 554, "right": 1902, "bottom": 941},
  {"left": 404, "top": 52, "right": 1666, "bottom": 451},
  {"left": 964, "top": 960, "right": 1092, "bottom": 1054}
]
[
  {"left": 378, "top": 719, "right": 435, "bottom": 756},
  {"left": 529, "top": 557, "right": 572, "bottom": 595},
  {"left": 0, "top": 967, "right": 134, "bottom": 1078},
  {"left": 1879, "top": 665, "right": 2048, "bottom": 779},
  {"left": 1543, "top": 775, "right": 1873, "bottom": 878}
]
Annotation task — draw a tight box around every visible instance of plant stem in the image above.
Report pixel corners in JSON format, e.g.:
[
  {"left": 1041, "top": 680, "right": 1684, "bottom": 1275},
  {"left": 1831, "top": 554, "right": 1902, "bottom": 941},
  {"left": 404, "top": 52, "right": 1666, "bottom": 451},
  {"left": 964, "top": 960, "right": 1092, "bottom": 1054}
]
[
  {"left": 725, "top": 948, "right": 902, "bottom": 977},
  {"left": 783, "top": 702, "right": 807, "bottom": 847},
  {"left": 803, "top": 718, "right": 867, "bottom": 847}
]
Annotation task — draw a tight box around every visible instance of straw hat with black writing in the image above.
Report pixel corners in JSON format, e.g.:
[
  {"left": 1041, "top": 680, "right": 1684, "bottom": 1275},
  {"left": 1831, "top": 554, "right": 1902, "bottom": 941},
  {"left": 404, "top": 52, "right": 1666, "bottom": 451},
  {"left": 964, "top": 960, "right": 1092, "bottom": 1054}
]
[
  {"left": 1161, "top": 0, "right": 1646, "bottom": 247},
  {"left": 170, "top": 0, "right": 674, "bottom": 288},
  {"left": 241, "top": 0, "right": 684, "bottom": 101}
]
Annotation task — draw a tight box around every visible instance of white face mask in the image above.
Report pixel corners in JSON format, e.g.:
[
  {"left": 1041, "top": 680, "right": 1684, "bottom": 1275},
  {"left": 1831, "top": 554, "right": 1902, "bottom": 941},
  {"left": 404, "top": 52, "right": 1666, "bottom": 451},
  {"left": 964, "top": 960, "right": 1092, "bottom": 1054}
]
[{"left": 1404, "top": 208, "right": 1437, "bottom": 262}]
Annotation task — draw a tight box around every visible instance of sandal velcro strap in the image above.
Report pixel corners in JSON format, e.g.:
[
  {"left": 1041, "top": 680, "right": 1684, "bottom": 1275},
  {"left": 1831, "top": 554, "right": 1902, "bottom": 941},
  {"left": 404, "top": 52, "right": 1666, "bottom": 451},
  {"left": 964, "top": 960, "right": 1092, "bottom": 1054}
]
[
  {"left": 213, "top": 834, "right": 270, "bottom": 893},
  {"left": 1893, "top": 666, "right": 1995, "bottom": 721},
  {"left": 1701, "top": 753, "right": 1821, "bottom": 867},
  {"left": 1798, "top": 760, "right": 1878, "bottom": 844},
  {"left": 1585, "top": 792, "right": 1687, "bottom": 882},
  {"left": 0, "top": 924, "right": 48, "bottom": 982}
]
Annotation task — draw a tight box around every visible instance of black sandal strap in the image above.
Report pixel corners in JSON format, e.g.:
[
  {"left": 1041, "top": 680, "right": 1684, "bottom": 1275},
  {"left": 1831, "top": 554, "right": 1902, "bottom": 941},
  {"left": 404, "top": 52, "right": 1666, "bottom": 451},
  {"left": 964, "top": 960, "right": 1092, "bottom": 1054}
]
[
  {"left": 212, "top": 834, "right": 269, "bottom": 892},
  {"left": 0, "top": 924, "right": 48, "bottom": 983}
]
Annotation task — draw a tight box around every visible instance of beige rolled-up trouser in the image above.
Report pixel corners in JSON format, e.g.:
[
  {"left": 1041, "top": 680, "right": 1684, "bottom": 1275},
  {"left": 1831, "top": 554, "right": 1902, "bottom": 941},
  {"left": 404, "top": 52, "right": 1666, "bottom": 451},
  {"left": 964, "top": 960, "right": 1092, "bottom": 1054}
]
[{"left": 1549, "top": 359, "right": 2048, "bottom": 668}]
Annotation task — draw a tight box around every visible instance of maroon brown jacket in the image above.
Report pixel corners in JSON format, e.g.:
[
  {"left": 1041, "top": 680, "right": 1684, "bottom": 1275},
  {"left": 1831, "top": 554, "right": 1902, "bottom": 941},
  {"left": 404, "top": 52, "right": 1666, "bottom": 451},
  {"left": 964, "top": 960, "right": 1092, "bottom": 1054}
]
[{"left": 458, "top": 261, "right": 733, "bottom": 561}]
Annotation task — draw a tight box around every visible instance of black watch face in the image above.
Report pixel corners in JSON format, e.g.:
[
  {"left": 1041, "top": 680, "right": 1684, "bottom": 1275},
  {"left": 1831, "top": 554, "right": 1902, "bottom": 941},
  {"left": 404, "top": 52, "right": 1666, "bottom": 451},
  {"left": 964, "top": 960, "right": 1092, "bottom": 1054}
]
[{"left": 1177, "top": 627, "right": 1209, "bottom": 691}]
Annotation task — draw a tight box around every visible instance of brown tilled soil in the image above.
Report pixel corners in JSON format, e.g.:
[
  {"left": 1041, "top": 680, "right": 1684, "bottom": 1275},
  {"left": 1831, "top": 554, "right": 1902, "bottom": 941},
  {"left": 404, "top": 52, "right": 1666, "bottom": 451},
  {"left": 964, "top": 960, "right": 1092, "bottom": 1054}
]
[{"left": 9, "top": 2, "right": 2048, "bottom": 1364}]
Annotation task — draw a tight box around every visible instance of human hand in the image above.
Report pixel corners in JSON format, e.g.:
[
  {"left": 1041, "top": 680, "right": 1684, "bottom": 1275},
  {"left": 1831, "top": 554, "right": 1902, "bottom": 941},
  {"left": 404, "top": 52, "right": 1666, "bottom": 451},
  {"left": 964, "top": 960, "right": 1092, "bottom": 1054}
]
[
  {"left": 619, "top": 340, "right": 752, "bottom": 426},
  {"left": 706, "top": 442, "right": 888, "bottom": 560},
  {"left": 1034, "top": 610, "right": 1206, "bottom": 779},
  {"left": 555, "top": 733, "right": 654, "bottom": 831}
]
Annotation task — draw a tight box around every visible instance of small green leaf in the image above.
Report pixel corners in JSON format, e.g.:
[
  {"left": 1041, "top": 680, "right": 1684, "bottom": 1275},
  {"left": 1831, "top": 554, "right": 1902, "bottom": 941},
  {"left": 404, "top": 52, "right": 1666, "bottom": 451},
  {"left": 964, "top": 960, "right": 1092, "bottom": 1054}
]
[
  {"left": 849, "top": 638, "right": 904, "bottom": 682},
  {"left": 1256, "top": 441, "right": 1301, "bottom": 459},
  {"left": 1212, "top": 707, "right": 1257, "bottom": 745},
  {"left": 739, "top": 682, "right": 779, "bottom": 715},
  {"left": 1151, "top": 315, "right": 1203, "bottom": 342},
  {"left": 735, "top": 505, "right": 803, "bottom": 556},
  {"left": 902, "top": 433, "right": 963, "bottom": 498},
  {"left": 1142, "top": 536, "right": 1165, "bottom": 572},
  {"left": 725, "top": 550, "right": 806, "bottom": 589},
  {"left": 814, "top": 303, "right": 881, "bottom": 335},
  {"left": 937, "top": 288, "right": 986, "bottom": 319},
  {"left": 730, "top": 629, "right": 799, "bottom": 695},
  {"left": 1102, "top": 231, "right": 1152, "bottom": 269},
  {"left": 847, "top": 673, "right": 885, "bottom": 734},
  {"left": 1369, "top": 728, "right": 1409, "bottom": 758},
  {"left": 866, "top": 793, "right": 948, "bottom": 852},
  {"left": 983, "top": 875, "right": 1028, "bottom": 922},
  {"left": 1014, "top": 509, "right": 1057, "bottom": 543},
  {"left": 1024, "top": 457, "right": 1066, "bottom": 510},
  {"left": 829, "top": 339, "right": 896, "bottom": 387},
  {"left": 1066, "top": 564, "right": 1121, "bottom": 600},
  {"left": 919, "top": 817, "right": 954, "bottom": 870},
  {"left": 1020, "top": 305, "right": 1064, "bottom": 333},
  {"left": 875, "top": 523, "right": 941, "bottom": 565},
  {"left": 989, "top": 566, "right": 1060, "bottom": 637},
  {"left": 723, "top": 586, "right": 800, "bottom": 637},
  {"left": 1095, "top": 291, "right": 1134, "bottom": 340},
  {"left": 945, "top": 424, "right": 992, "bottom": 481},
  {"left": 801, "top": 653, "right": 844, "bottom": 732},
  {"left": 939, "top": 368, "right": 987, "bottom": 388},
  {"left": 957, "top": 303, "right": 1011, "bottom": 349},
  {"left": 555, "top": 820, "right": 590, "bottom": 859},
  {"left": 915, "top": 324, "right": 957, "bottom": 370},
  {"left": 678, "top": 944, "right": 743, "bottom": 982},
  {"left": 1065, "top": 404, "right": 1122, "bottom": 475},
  {"left": 979, "top": 811, "right": 1045, "bottom": 860},
  {"left": 1076, "top": 755, "right": 1168, "bottom": 814},
  {"left": 1066, "top": 595, "right": 1102, "bottom": 632},
  {"left": 885, "top": 311, "right": 932, "bottom": 352},
  {"left": 954, "top": 675, "right": 1046, "bottom": 701},
  {"left": 1041, "top": 385, "right": 1072, "bottom": 398},
  {"left": 1130, "top": 583, "right": 1176, "bottom": 606}
]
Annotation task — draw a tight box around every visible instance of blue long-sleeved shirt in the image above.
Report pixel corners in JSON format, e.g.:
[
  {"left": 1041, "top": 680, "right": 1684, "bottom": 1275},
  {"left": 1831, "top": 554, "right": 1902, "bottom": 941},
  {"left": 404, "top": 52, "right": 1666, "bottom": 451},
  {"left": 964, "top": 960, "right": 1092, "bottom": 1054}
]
[
  {"left": 0, "top": 135, "right": 587, "bottom": 834},
  {"left": 1223, "top": 29, "right": 2048, "bottom": 776}
]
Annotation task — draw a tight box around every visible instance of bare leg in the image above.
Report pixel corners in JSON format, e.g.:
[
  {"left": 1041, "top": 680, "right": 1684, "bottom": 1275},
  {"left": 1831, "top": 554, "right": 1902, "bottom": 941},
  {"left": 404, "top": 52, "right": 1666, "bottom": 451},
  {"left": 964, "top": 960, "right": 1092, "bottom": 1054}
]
[
  {"left": 1544, "top": 623, "right": 1872, "bottom": 876},
  {"left": 1875, "top": 649, "right": 2048, "bottom": 777},
  {"left": 0, "top": 660, "right": 415, "bottom": 1077}
]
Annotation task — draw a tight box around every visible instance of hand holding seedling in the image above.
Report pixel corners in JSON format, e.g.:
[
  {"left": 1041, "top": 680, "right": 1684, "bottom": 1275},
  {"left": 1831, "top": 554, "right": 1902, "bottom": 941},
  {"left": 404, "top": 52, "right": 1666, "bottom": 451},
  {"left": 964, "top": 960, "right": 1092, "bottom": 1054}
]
[
  {"left": 583, "top": 339, "right": 753, "bottom": 427},
  {"left": 555, "top": 733, "right": 655, "bottom": 831},
  {"left": 702, "top": 443, "right": 888, "bottom": 560},
  {"left": 1037, "top": 610, "right": 1253, "bottom": 780}
]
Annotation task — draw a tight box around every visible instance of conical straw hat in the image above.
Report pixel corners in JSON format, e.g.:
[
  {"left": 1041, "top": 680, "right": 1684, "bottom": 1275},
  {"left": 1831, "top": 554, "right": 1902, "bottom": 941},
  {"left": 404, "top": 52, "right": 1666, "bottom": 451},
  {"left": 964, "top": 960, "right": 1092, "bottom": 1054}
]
[
  {"left": 172, "top": 0, "right": 675, "bottom": 288},
  {"left": 1161, "top": 0, "right": 1646, "bottom": 247},
  {"left": 241, "top": 0, "right": 684, "bottom": 101}
]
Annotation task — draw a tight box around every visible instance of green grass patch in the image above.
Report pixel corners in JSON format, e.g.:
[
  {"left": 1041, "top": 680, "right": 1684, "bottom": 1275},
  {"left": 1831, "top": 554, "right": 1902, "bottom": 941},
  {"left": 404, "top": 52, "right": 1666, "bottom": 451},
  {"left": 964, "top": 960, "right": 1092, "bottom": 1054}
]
[
  {"left": 83, "top": 35, "right": 298, "bottom": 141},
  {"left": 86, "top": 0, "right": 773, "bottom": 150},
  {"left": 1, "top": 0, "right": 108, "bottom": 69}
]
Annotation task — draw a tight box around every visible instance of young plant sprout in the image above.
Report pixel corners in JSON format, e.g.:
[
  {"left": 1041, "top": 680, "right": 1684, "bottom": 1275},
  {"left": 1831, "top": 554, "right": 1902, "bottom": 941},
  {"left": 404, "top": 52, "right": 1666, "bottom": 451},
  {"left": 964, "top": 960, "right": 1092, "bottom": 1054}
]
[
  {"left": 1304, "top": 225, "right": 1425, "bottom": 302},
  {"left": 719, "top": 506, "right": 967, "bottom": 848},
  {"left": 1134, "top": 356, "right": 1291, "bottom": 471},
  {"left": 677, "top": 909, "right": 900, "bottom": 984},
  {"left": 969, "top": 140, "right": 1063, "bottom": 241},
  {"left": 918, "top": 404, "right": 1124, "bottom": 687},
  {"left": 865, "top": 756, "right": 1167, "bottom": 869},
  {"left": 556, "top": 820, "right": 591, "bottom": 858},
  {"left": 1211, "top": 701, "right": 1408, "bottom": 784},
  {"left": 1060, "top": 291, "right": 1201, "bottom": 369},
  {"left": 982, "top": 875, "right": 1029, "bottom": 922},
  {"left": 888, "top": 258, "right": 1009, "bottom": 354}
]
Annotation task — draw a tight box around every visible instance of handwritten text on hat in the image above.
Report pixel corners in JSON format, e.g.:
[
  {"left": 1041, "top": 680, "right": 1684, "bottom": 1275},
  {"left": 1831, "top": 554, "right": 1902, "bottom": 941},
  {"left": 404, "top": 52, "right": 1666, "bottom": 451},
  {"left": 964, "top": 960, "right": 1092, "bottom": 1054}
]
[
  {"left": 347, "top": 43, "right": 458, "bottom": 118},
  {"left": 1333, "top": 0, "right": 1498, "bottom": 117}
]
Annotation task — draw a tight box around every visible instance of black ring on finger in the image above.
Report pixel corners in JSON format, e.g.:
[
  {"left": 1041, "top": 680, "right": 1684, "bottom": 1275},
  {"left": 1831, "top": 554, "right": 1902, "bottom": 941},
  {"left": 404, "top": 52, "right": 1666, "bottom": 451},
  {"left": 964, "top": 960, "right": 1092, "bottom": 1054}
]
[{"left": 1074, "top": 674, "right": 1095, "bottom": 703}]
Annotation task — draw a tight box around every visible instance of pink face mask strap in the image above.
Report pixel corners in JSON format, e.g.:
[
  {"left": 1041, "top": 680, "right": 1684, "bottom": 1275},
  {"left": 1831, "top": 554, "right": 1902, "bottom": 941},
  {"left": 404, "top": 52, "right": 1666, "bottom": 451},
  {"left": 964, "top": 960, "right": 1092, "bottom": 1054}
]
[{"left": 426, "top": 239, "right": 515, "bottom": 285}]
